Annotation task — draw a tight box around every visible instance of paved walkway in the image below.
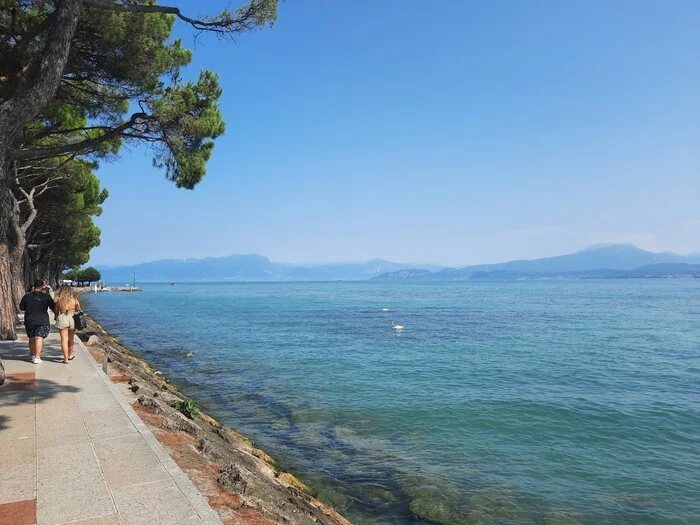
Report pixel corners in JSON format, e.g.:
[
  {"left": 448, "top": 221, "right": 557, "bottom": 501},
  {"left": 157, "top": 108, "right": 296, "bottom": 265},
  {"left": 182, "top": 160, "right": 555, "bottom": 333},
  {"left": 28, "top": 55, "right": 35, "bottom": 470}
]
[{"left": 0, "top": 318, "right": 222, "bottom": 525}]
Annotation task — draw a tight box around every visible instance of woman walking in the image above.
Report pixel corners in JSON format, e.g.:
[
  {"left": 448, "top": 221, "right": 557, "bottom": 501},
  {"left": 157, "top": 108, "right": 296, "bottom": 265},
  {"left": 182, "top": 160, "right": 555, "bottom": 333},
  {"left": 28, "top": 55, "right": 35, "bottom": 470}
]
[{"left": 54, "top": 286, "right": 81, "bottom": 363}]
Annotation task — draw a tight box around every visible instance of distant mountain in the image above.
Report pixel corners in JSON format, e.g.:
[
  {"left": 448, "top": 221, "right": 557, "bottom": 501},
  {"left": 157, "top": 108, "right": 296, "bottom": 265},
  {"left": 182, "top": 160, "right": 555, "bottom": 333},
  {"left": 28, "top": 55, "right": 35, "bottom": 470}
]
[
  {"left": 96, "top": 254, "right": 442, "bottom": 283},
  {"left": 467, "top": 263, "right": 700, "bottom": 280},
  {"left": 372, "top": 245, "right": 700, "bottom": 281},
  {"left": 97, "top": 245, "right": 700, "bottom": 283}
]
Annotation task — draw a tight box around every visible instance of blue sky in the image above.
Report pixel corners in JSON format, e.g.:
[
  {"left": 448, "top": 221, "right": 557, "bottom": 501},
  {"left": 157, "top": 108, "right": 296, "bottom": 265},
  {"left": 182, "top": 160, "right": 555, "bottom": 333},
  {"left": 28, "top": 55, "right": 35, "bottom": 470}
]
[{"left": 89, "top": 0, "right": 700, "bottom": 266}]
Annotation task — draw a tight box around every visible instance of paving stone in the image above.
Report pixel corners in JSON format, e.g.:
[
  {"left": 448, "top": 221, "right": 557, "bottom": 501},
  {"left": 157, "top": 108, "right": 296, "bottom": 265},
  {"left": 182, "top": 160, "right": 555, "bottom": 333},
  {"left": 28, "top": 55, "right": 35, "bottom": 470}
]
[
  {"left": 0, "top": 462, "right": 35, "bottom": 504},
  {"left": 0, "top": 390, "right": 35, "bottom": 407},
  {"left": 59, "top": 514, "right": 121, "bottom": 525},
  {"left": 0, "top": 499, "right": 36, "bottom": 525},
  {"left": 37, "top": 470, "right": 114, "bottom": 525},
  {"left": 0, "top": 401, "right": 35, "bottom": 419},
  {"left": 70, "top": 378, "right": 111, "bottom": 394},
  {"left": 0, "top": 359, "right": 36, "bottom": 375},
  {"left": 0, "top": 435, "right": 34, "bottom": 469},
  {"left": 38, "top": 442, "right": 100, "bottom": 480},
  {"left": 95, "top": 433, "right": 170, "bottom": 489},
  {"left": 82, "top": 408, "right": 137, "bottom": 440},
  {"left": 36, "top": 401, "right": 82, "bottom": 421},
  {"left": 0, "top": 415, "right": 34, "bottom": 443},
  {"left": 36, "top": 417, "right": 90, "bottom": 450},
  {"left": 3, "top": 372, "right": 36, "bottom": 392},
  {"left": 34, "top": 391, "right": 79, "bottom": 410},
  {"left": 113, "top": 479, "right": 199, "bottom": 525},
  {"left": 76, "top": 392, "right": 121, "bottom": 412}
]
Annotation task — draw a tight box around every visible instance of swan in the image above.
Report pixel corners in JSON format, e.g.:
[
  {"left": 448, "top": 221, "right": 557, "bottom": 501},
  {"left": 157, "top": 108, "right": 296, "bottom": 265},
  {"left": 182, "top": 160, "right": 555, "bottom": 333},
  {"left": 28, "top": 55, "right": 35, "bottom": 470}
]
[{"left": 391, "top": 321, "right": 404, "bottom": 331}]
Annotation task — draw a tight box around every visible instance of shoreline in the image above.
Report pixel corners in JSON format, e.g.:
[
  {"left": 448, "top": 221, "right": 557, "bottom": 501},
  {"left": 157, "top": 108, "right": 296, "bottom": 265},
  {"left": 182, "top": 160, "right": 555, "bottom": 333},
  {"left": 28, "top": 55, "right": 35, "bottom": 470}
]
[{"left": 78, "top": 309, "right": 351, "bottom": 525}]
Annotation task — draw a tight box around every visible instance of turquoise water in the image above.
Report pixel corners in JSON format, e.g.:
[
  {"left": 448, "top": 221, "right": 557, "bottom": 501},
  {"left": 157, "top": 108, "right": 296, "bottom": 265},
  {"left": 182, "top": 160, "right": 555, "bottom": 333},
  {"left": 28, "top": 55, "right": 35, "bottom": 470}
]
[{"left": 81, "top": 281, "right": 700, "bottom": 525}]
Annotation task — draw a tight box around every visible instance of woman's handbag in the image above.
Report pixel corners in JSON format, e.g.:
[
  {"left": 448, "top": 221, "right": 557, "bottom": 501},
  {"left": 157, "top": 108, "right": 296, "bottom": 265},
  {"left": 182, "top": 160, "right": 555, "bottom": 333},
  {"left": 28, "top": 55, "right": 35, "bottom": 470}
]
[{"left": 73, "top": 311, "right": 88, "bottom": 330}]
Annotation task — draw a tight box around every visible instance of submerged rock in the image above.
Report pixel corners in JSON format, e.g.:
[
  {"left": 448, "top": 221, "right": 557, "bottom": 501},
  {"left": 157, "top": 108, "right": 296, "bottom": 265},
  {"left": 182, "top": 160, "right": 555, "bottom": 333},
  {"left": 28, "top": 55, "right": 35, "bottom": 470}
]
[
  {"left": 543, "top": 512, "right": 583, "bottom": 525},
  {"left": 409, "top": 492, "right": 467, "bottom": 525},
  {"left": 465, "top": 486, "right": 522, "bottom": 524}
]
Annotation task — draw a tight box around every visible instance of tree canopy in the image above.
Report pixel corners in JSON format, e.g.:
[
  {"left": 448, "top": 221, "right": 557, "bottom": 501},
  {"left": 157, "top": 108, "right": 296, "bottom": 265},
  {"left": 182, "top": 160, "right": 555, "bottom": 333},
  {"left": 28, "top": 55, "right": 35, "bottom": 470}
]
[
  {"left": 0, "top": 0, "right": 279, "bottom": 339},
  {"left": 66, "top": 266, "right": 101, "bottom": 284}
]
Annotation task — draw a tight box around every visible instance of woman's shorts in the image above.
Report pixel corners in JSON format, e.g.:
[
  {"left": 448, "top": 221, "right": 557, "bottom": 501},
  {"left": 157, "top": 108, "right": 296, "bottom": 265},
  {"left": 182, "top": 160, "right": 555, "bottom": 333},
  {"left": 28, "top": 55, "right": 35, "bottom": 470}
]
[
  {"left": 26, "top": 324, "right": 50, "bottom": 338},
  {"left": 55, "top": 313, "right": 75, "bottom": 330}
]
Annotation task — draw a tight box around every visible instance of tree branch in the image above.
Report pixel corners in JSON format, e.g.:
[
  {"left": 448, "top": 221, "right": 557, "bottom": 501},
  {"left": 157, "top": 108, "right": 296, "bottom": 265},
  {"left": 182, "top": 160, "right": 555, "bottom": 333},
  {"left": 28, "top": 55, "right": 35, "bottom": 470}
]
[
  {"left": 82, "top": 0, "right": 276, "bottom": 35},
  {"left": 9, "top": 112, "right": 154, "bottom": 160}
]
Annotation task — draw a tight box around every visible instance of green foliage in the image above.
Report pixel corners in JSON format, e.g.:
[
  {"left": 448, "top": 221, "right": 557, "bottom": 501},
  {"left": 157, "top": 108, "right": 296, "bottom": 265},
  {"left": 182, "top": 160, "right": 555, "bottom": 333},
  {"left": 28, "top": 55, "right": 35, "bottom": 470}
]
[
  {"left": 151, "top": 70, "right": 226, "bottom": 189},
  {"left": 77, "top": 267, "right": 101, "bottom": 283},
  {"left": 171, "top": 397, "right": 200, "bottom": 419},
  {"left": 22, "top": 158, "right": 108, "bottom": 279},
  {"left": 2, "top": 1, "right": 278, "bottom": 287},
  {"left": 8, "top": 2, "right": 276, "bottom": 188}
]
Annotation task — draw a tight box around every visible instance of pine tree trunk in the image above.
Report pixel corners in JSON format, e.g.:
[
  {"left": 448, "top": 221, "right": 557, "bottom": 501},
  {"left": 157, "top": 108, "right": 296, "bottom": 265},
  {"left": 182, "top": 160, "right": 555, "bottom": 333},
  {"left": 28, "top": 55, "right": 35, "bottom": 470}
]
[
  {"left": 10, "top": 233, "right": 27, "bottom": 309},
  {"left": 22, "top": 248, "right": 32, "bottom": 289},
  {"left": 0, "top": 0, "right": 82, "bottom": 340},
  {"left": 0, "top": 162, "right": 18, "bottom": 340}
]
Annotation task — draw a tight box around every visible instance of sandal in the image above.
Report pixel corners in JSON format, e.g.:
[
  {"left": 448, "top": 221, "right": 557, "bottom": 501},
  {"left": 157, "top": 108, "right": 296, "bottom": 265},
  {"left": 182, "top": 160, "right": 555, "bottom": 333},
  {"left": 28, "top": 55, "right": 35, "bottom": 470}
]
[{"left": 68, "top": 355, "right": 75, "bottom": 361}]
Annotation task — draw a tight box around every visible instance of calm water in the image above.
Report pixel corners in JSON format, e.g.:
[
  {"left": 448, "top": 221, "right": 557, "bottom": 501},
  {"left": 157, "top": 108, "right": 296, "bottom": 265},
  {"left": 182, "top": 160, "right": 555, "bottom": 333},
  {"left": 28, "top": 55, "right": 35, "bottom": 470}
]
[{"left": 81, "top": 281, "right": 700, "bottom": 525}]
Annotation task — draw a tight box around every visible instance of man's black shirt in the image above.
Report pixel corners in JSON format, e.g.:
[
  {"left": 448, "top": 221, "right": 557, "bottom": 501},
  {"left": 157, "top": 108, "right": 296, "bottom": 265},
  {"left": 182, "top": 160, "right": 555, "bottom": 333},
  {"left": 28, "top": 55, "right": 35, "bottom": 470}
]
[{"left": 19, "top": 291, "right": 55, "bottom": 327}]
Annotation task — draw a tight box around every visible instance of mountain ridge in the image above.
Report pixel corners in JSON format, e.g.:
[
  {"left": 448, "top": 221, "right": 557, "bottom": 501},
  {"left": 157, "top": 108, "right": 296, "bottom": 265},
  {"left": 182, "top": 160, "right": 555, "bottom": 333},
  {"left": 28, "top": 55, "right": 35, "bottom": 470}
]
[
  {"left": 95, "top": 245, "right": 700, "bottom": 283},
  {"left": 373, "top": 245, "right": 700, "bottom": 281},
  {"left": 96, "top": 253, "right": 443, "bottom": 283}
]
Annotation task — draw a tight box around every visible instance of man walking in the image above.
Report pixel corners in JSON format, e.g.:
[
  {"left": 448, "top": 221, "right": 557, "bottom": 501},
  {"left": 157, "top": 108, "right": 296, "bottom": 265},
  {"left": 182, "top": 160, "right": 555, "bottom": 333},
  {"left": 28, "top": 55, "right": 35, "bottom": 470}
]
[{"left": 19, "top": 279, "right": 56, "bottom": 364}]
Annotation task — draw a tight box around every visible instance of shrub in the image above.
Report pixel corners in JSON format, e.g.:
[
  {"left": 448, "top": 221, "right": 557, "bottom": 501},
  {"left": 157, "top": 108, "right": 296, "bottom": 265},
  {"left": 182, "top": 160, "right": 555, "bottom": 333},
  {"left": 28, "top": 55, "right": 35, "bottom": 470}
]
[{"left": 171, "top": 397, "right": 199, "bottom": 419}]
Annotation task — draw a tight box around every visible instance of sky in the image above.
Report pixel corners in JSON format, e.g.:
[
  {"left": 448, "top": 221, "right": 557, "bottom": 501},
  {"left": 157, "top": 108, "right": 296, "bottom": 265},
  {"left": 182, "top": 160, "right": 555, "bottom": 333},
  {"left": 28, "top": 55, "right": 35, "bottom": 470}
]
[{"left": 89, "top": 0, "right": 700, "bottom": 267}]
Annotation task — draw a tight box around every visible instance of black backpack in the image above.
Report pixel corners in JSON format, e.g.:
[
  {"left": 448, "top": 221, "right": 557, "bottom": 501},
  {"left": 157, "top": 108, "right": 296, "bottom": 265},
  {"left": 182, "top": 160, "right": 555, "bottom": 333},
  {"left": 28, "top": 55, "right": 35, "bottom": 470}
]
[{"left": 72, "top": 311, "right": 88, "bottom": 330}]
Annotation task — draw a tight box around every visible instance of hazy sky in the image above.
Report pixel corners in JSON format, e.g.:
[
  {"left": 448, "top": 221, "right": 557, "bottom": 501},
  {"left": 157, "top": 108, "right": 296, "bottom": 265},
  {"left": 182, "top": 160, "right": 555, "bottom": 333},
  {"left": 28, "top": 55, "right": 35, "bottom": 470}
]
[{"left": 89, "top": 0, "right": 700, "bottom": 266}]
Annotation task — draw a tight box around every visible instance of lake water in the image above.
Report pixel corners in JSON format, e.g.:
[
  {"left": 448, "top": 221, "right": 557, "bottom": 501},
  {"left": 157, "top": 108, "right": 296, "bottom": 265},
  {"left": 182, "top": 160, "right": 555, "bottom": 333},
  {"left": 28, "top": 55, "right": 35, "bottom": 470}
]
[{"left": 80, "top": 280, "right": 700, "bottom": 525}]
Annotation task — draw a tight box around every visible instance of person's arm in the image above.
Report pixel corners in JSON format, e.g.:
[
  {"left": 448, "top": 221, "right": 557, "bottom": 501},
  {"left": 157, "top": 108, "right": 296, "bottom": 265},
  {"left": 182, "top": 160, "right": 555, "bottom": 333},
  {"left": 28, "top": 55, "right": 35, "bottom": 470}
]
[
  {"left": 48, "top": 296, "right": 56, "bottom": 312},
  {"left": 19, "top": 295, "right": 26, "bottom": 312},
  {"left": 75, "top": 299, "right": 81, "bottom": 311}
]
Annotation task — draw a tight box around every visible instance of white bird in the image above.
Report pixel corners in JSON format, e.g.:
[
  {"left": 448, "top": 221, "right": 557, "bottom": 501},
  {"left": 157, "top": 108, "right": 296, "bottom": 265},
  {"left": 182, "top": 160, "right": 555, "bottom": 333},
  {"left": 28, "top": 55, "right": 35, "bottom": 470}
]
[
  {"left": 382, "top": 308, "right": 390, "bottom": 312},
  {"left": 391, "top": 321, "right": 404, "bottom": 331}
]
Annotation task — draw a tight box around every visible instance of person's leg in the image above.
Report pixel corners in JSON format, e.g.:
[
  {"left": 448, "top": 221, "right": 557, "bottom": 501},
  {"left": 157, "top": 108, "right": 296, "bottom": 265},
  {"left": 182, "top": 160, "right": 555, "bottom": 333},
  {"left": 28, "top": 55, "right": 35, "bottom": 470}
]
[
  {"left": 35, "top": 335, "right": 43, "bottom": 360},
  {"left": 28, "top": 336, "right": 35, "bottom": 358},
  {"left": 59, "top": 329, "right": 70, "bottom": 363},
  {"left": 67, "top": 329, "right": 76, "bottom": 359}
]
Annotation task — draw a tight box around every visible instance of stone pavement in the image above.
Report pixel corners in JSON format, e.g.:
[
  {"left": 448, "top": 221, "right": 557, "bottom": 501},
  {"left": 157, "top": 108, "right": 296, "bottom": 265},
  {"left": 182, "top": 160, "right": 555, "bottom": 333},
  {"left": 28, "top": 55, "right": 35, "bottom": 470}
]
[{"left": 0, "top": 319, "right": 223, "bottom": 525}]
